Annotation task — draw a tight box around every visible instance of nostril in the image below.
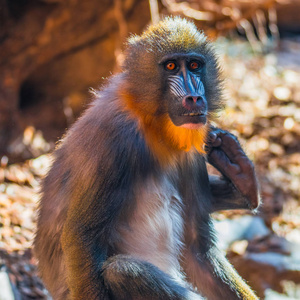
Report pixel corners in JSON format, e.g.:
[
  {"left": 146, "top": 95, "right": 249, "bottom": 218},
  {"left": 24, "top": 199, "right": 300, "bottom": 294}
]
[
  {"left": 196, "top": 96, "right": 203, "bottom": 102},
  {"left": 186, "top": 96, "right": 194, "bottom": 103}
]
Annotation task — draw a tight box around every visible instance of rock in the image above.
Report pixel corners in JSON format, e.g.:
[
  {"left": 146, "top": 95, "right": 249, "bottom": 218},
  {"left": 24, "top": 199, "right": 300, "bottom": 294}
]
[
  {"left": 227, "top": 235, "right": 300, "bottom": 299},
  {"left": 0, "top": 269, "right": 15, "bottom": 300},
  {"left": 214, "top": 215, "right": 271, "bottom": 250}
]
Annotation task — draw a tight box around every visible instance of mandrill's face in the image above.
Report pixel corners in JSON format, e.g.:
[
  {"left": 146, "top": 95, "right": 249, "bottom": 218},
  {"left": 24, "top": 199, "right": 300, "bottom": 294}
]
[
  {"left": 160, "top": 52, "right": 208, "bottom": 130},
  {"left": 122, "top": 17, "right": 224, "bottom": 154}
]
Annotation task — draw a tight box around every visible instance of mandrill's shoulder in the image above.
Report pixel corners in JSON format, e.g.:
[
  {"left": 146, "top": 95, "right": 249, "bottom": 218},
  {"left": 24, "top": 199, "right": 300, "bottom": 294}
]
[
  {"left": 63, "top": 75, "right": 130, "bottom": 141},
  {"left": 57, "top": 75, "right": 156, "bottom": 175}
]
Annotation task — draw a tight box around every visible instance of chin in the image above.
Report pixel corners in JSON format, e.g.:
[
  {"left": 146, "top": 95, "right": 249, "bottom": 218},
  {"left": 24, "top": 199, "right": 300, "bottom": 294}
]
[{"left": 179, "top": 123, "right": 205, "bottom": 130}]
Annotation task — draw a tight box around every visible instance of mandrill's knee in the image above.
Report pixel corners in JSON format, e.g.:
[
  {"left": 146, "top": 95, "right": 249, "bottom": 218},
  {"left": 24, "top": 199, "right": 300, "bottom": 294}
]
[{"left": 102, "top": 255, "right": 192, "bottom": 300}]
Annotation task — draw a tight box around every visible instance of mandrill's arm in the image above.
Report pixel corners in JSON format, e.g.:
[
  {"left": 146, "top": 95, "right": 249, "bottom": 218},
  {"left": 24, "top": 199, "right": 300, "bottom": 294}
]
[{"left": 206, "top": 128, "right": 260, "bottom": 212}]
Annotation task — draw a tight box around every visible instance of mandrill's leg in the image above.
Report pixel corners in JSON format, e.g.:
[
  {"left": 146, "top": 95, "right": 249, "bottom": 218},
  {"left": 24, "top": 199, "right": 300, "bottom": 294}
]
[
  {"left": 182, "top": 213, "right": 258, "bottom": 300},
  {"left": 206, "top": 127, "right": 260, "bottom": 212},
  {"left": 182, "top": 246, "right": 259, "bottom": 300}
]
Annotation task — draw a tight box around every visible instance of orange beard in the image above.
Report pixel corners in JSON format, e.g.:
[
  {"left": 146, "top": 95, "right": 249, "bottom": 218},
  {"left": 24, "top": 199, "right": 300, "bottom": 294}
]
[{"left": 120, "top": 91, "right": 208, "bottom": 166}]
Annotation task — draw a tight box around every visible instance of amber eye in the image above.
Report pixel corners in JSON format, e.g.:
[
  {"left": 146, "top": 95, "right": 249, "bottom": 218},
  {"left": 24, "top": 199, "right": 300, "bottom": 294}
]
[
  {"left": 165, "top": 62, "right": 176, "bottom": 71},
  {"left": 189, "top": 61, "right": 200, "bottom": 70}
]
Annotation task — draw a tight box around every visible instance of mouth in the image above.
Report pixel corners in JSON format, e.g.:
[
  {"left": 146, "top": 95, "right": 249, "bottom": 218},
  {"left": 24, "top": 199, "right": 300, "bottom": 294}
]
[
  {"left": 181, "top": 112, "right": 204, "bottom": 117},
  {"left": 180, "top": 113, "right": 207, "bottom": 123},
  {"left": 179, "top": 114, "right": 207, "bottom": 129},
  {"left": 181, "top": 112, "right": 206, "bottom": 117},
  {"left": 169, "top": 112, "right": 207, "bottom": 129}
]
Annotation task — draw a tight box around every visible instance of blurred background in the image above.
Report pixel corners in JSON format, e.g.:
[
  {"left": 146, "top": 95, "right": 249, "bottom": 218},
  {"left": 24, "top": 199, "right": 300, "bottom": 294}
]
[{"left": 0, "top": 0, "right": 300, "bottom": 299}]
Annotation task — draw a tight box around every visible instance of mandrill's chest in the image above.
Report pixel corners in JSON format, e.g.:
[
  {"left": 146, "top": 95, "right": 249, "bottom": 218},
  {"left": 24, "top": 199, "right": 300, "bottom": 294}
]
[{"left": 114, "top": 174, "right": 185, "bottom": 277}]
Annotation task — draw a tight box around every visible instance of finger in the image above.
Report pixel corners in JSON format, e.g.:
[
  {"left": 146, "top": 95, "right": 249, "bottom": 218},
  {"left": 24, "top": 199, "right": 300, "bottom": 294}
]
[
  {"left": 207, "top": 128, "right": 223, "bottom": 147},
  {"left": 207, "top": 148, "right": 240, "bottom": 176},
  {"left": 213, "top": 137, "right": 222, "bottom": 147},
  {"left": 217, "top": 132, "right": 247, "bottom": 164},
  {"left": 234, "top": 174, "right": 260, "bottom": 209},
  {"left": 207, "top": 131, "right": 217, "bottom": 145}
]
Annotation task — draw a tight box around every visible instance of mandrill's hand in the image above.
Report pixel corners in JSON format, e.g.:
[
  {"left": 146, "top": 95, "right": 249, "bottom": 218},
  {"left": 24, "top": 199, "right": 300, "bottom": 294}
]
[{"left": 206, "top": 127, "right": 260, "bottom": 210}]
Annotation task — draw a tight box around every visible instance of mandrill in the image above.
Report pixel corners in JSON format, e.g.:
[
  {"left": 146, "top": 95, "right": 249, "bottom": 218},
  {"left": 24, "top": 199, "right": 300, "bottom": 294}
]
[{"left": 35, "top": 17, "right": 260, "bottom": 300}]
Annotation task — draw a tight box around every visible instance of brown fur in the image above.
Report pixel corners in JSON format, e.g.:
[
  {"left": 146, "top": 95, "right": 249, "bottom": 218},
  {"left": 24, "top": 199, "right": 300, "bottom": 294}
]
[{"left": 34, "top": 17, "right": 258, "bottom": 300}]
